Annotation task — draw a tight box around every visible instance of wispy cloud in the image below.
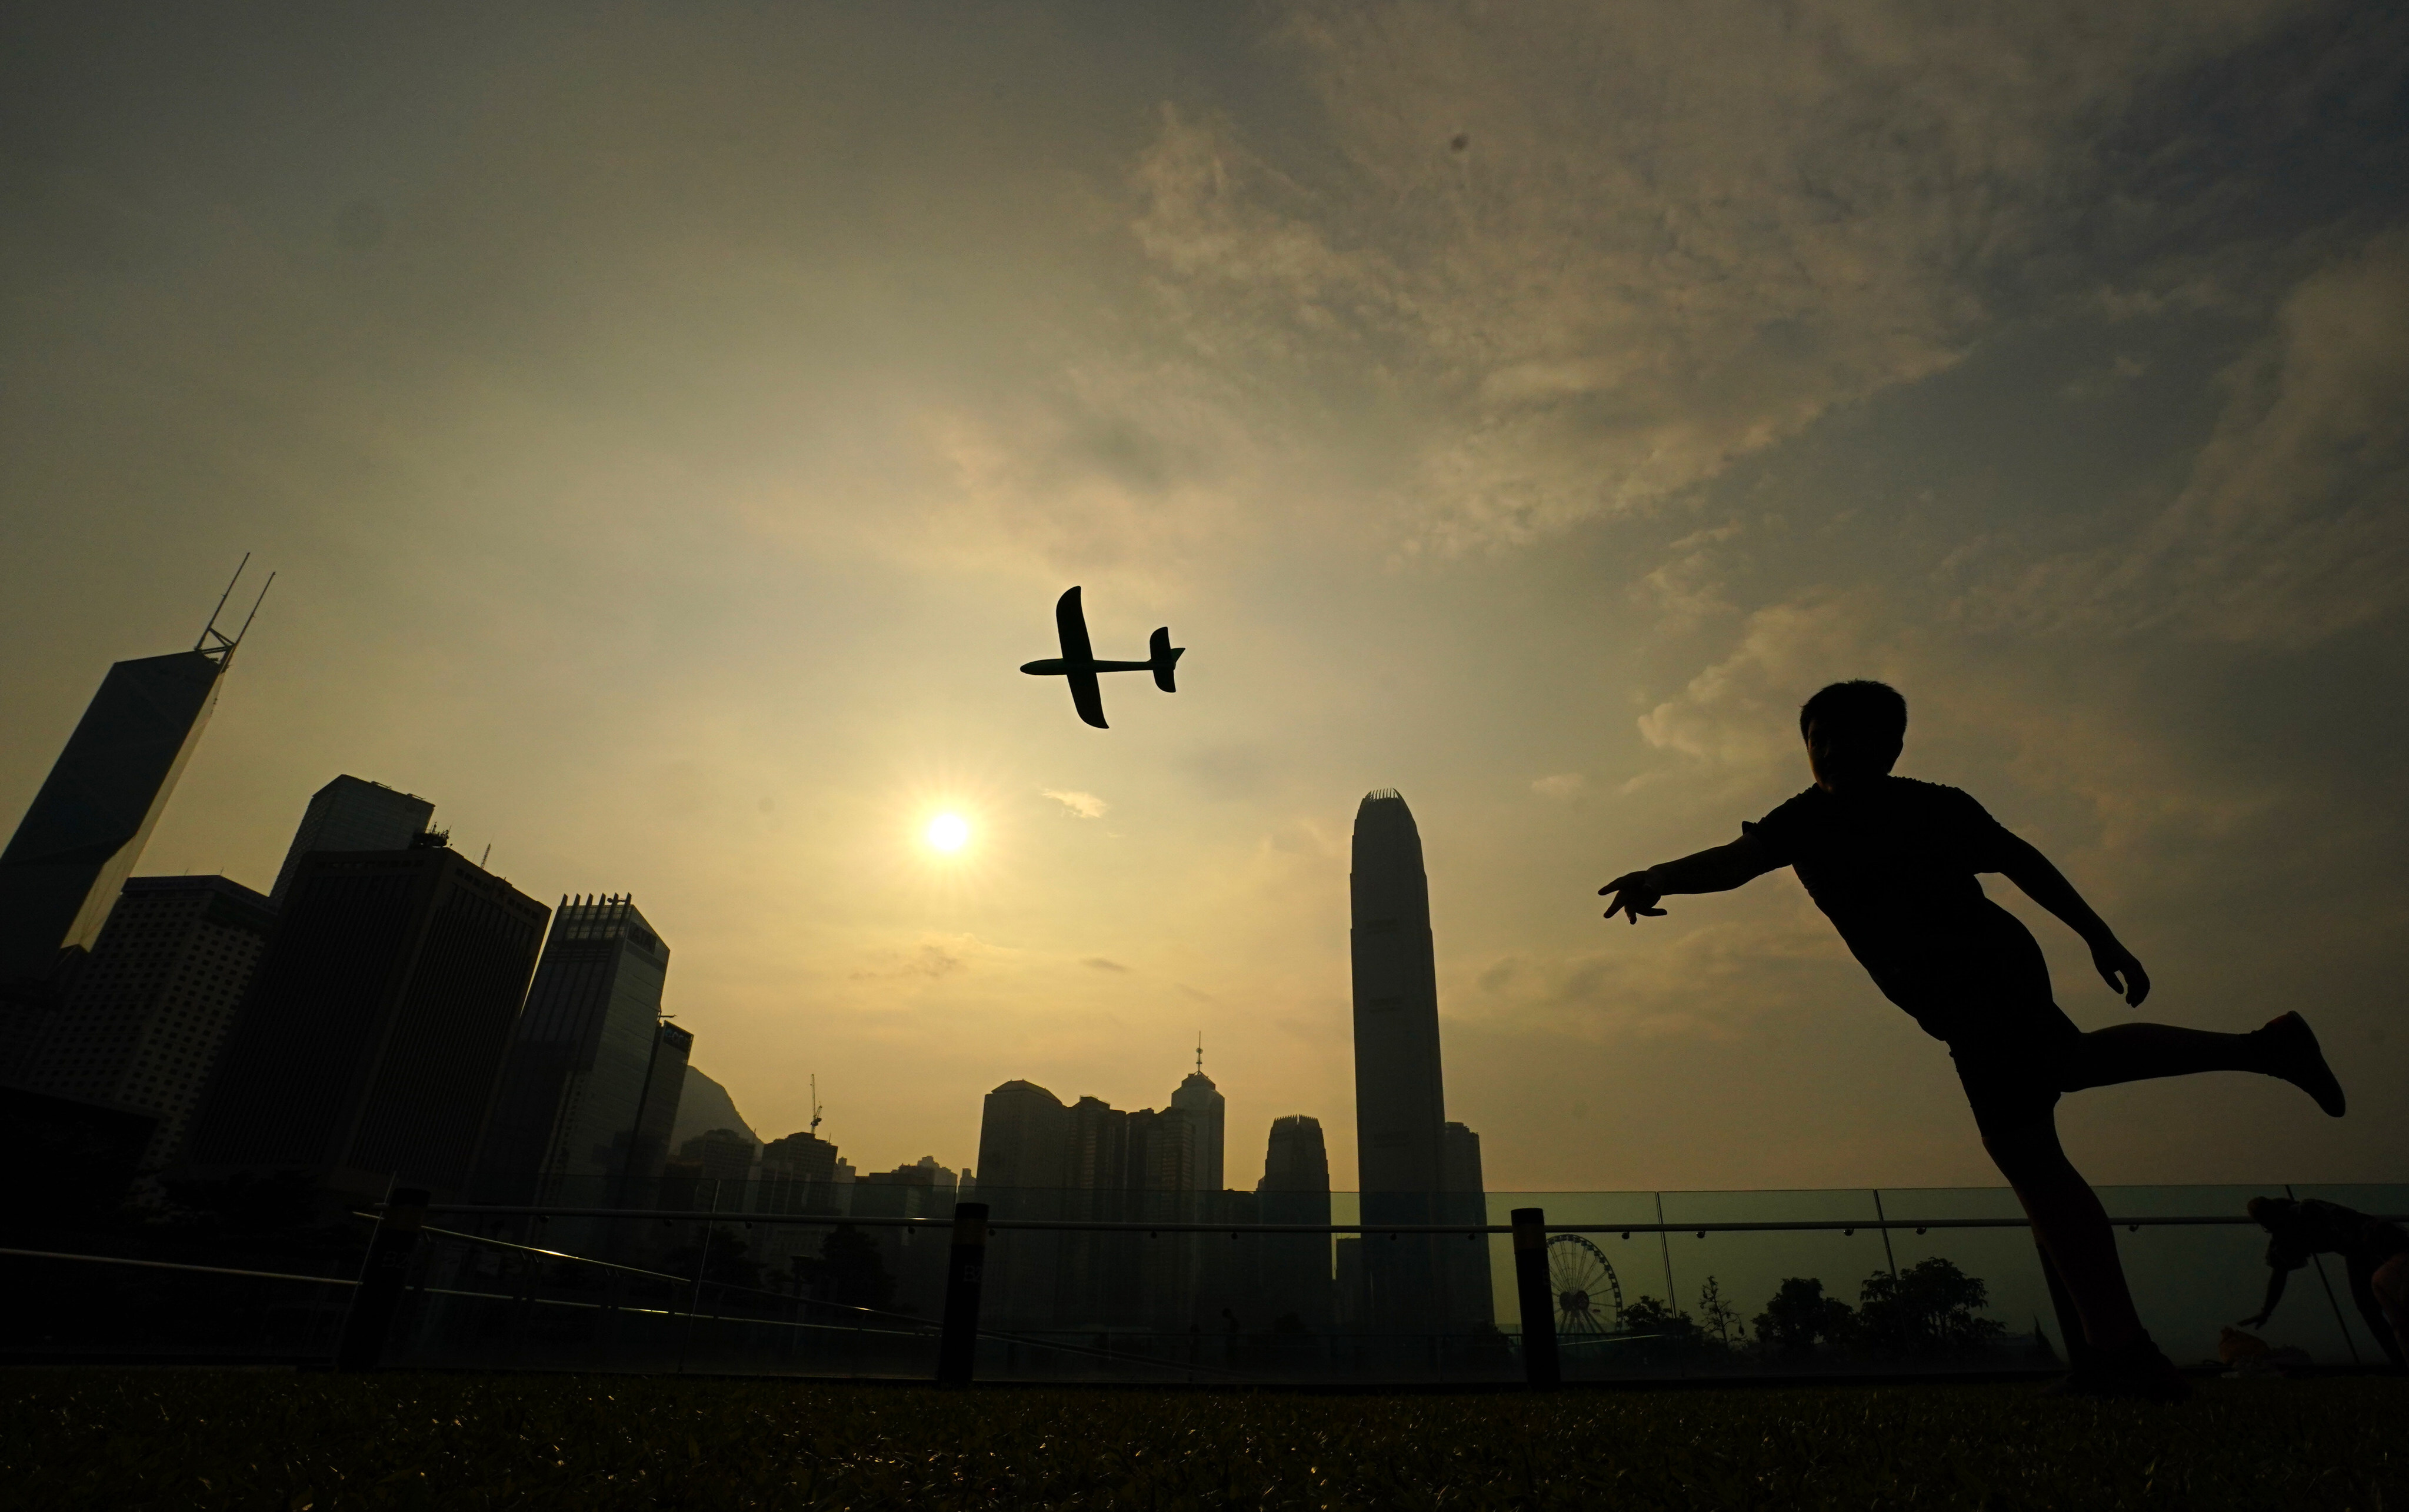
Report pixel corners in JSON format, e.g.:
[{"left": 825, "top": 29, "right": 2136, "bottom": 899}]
[
  {"left": 1082, "top": 957, "right": 1131, "bottom": 973},
  {"left": 1042, "top": 789, "right": 1109, "bottom": 819}
]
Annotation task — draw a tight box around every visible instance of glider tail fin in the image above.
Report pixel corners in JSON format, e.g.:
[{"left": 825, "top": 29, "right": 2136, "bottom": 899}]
[{"left": 1149, "top": 627, "right": 1184, "bottom": 692}]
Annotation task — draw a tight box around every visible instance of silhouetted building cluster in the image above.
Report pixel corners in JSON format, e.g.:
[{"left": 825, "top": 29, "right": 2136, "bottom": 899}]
[
  {"left": 0, "top": 597, "right": 701, "bottom": 1224},
  {"left": 1, "top": 594, "right": 1500, "bottom": 1346}
]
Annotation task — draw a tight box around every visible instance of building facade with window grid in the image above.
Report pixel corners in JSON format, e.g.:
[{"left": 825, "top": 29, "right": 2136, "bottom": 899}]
[{"left": 20, "top": 874, "right": 275, "bottom": 1167}]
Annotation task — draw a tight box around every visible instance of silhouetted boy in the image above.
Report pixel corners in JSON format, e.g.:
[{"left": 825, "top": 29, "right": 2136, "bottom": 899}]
[{"left": 1598, "top": 680, "right": 2345, "bottom": 1401}]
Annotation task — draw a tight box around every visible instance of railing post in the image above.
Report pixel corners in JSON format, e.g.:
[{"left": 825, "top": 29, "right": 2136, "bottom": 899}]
[
  {"left": 335, "top": 1184, "right": 429, "bottom": 1371},
  {"left": 1510, "top": 1207, "right": 1560, "bottom": 1388},
  {"left": 936, "top": 1201, "right": 989, "bottom": 1386}
]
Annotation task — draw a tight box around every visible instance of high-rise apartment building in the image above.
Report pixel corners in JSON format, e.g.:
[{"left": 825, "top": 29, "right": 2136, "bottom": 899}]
[
  {"left": 974, "top": 1079, "right": 1071, "bottom": 1327},
  {"left": 18, "top": 875, "right": 276, "bottom": 1167},
  {"left": 182, "top": 840, "right": 548, "bottom": 1200},
  {"left": 474, "top": 895, "right": 681, "bottom": 1208},
  {"left": 269, "top": 776, "right": 435, "bottom": 907},
  {"left": 676, "top": 1127, "right": 758, "bottom": 1185},
  {"left": 759, "top": 1129, "right": 840, "bottom": 1186},
  {"left": 1348, "top": 789, "right": 1490, "bottom": 1331},
  {"left": 976, "top": 1065, "right": 1232, "bottom": 1330}
]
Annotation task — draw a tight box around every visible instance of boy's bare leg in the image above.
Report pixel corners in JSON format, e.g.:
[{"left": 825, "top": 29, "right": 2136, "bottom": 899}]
[
  {"left": 1982, "top": 1118, "right": 2144, "bottom": 1351},
  {"left": 2067, "top": 1012, "right": 2344, "bottom": 1115}
]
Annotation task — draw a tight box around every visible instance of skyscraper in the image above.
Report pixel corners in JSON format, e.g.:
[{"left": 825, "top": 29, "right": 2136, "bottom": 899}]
[
  {"left": 183, "top": 838, "right": 548, "bottom": 1200},
  {"left": 0, "top": 570, "right": 266, "bottom": 1077},
  {"left": 1351, "top": 791, "right": 1447, "bottom": 1200},
  {"left": 474, "top": 895, "right": 679, "bottom": 1208},
  {"left": 1349, "top": 788, "right": 1491, "bottom": 1331},
  {"left": 1169, "top": 1055, "right": 1225, "bottom": 1197},
  {"left": 18, "top": 875, "right": 276, "bottom": 1167},
  {"left": 1439, "top": 1121, "right": 1497, "bottom": 1329},
  {"left": 974, "top": 1079, "right": 1071, "bottom": 1327},
  {"left": 1256, "top": 1114, "right": 1334, "bottom": 1330},
  {"left": 269, "top": 776, "right": 436, "bottom": 907}
]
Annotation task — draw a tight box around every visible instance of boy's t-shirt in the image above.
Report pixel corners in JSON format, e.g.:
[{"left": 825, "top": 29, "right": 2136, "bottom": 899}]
[{"left": 1745, "top": 777, "right": 2033, "bottom": 1023}]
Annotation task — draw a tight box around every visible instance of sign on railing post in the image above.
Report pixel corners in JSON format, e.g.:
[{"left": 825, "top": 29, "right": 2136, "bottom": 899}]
[
  {"left": 335, "top": 1184, "right": 429, "bottom": 1371},
  {"left": 1510, "top": 1207, "right": 1560, "bottom": 1388},
  {"left": 935, "top": 1201, "right": 989, "bottom": 1386}
]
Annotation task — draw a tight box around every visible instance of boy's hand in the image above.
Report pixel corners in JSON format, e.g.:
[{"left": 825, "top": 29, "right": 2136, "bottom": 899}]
[
  {"left": 1600, "top": 871, "right": 1666, "bottom": 924},
  {"left": 2091, "top": 940, "right": 2151, "bottom": 1005}
]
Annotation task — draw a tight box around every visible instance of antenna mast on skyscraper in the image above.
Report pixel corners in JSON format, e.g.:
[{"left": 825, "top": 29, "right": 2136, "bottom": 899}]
[
  {"left": 1195, "top": 1033, "right": 1204, "bottom": 1074},
  {"left": 809, "top": 1075, "right": 822, "bottom": 1137},
  {"left": 195, "top": 554, "right": 275, "bottom": 666}
]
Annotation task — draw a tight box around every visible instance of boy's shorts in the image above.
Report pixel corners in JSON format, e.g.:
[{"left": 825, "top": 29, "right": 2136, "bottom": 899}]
[
  {"left": 1946, "top": 1005, "right": 2085, "bottom": 1140},
  {"left": 1878, "top": 921, "right": 2084, "bottom": 1140}
]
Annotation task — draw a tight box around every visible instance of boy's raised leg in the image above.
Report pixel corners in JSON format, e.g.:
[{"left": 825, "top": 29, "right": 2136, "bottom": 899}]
[{"left": 2067, "top": 1011, "right": 2345, "bottom": 1115}]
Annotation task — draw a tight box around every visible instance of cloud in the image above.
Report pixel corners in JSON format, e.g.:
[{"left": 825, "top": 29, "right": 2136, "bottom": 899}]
[
  {"left": 1129, "top": 1, "right": 2298, "bottom": 555},
  {"left": 1530, "top": 773, "right": 1588, "bottom": 801},
  {"left": 1960, "top": 235, "right": 2409, "bottom": 648},
  {"left": 1082, "top": 957, "right": 1131, "bottom": 973},
  {"left": 1041, "top": 788, "right": 1110, "bottom": 819},
  {"left": 1638, "top": 595, "right": 1892, "bottom": 770},
  {"left": 850, "top": 934, "right": 989, "bottom": 981}
]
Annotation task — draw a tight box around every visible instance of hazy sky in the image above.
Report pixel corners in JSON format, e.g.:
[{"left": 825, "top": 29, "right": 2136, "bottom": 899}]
[{"left": 5, "top": 2, "right": 2404, "bottom": 1193}]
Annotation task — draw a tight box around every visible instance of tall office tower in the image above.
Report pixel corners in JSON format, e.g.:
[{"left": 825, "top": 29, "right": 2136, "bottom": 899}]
[
  {"left": 1438, "top": 1120, "right": 1496, "bottom": 1330},
  {"left": 1350, "top": 789, "right": 1453, "bottom": 1330},
  {"left": 183, "top": 839, "right": 548, "bottom": 1201},
  {"left": 974, "top": 1079, "right": 1071, "bottom": 1326},
  {"left": 19, "top": 875, "right": 276, "bottom": 1167},
  {"left": 474, "top": 895, "right": 676, "bottom": 1208},
  {"left": 269, "top": 776, "right": 435, "bottom": 907},
  {"left": 0, "top": 574, "right": 265, "bottom": 1067},
  {"left": 1256, "top": 1114, "right": 1334, "bottom": 1330},
  {"left": 623, "top": 1020, "right": 691, "bottom": 1204},
  {"left": 1170, "top": 1056, "right": 1225, "bottom": 1198}
]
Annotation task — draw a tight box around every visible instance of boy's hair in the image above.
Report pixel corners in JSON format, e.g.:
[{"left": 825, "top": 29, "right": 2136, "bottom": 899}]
[{"left": 1798, "top": 680, "right": 1908, "bottom": 746}]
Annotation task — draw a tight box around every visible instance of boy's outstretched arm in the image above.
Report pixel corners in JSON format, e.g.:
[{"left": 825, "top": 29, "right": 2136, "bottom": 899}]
[
  {"left": 1600, "top": 833, "right": 1777, "bottom": 924},
  {"left": 1994, "top": 832, "right": 2151, "bottom": 1005}
]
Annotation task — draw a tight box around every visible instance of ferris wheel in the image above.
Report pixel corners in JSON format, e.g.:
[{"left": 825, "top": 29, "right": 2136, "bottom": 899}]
[{"left": 1546, "top": 1234, "right": 1624, "bottom": 1336}]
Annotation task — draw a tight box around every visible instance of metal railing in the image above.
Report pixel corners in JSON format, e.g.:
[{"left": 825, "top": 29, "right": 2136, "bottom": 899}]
[{"left": 9, "top": 1181, "right": 2397, "bottom": 1383}]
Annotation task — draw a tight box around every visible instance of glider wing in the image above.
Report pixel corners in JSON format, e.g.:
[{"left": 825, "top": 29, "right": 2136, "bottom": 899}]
[{"left": 1056, "top": 586, "right": 1109, "bottom": 728}]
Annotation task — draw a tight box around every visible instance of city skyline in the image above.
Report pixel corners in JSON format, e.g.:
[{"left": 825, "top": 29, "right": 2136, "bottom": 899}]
[{"left": 5, "top": 3, "right": 2403, "bottom": 1195}]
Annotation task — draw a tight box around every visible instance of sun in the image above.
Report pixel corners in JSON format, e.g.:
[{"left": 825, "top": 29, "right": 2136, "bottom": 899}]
[{"left": 924, "top": 812, "right": 971, "bottom": 854}]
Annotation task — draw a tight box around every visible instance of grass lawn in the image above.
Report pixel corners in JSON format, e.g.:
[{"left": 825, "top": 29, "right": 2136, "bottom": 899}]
[{"left": 2, "top": 1369, "right": 2402, "bottom": 1510}]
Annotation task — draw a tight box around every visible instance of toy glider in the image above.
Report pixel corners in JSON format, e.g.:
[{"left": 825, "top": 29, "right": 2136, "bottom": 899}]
[{"left": 1019, "top": 586, "right": 1182, "bottom": 729}]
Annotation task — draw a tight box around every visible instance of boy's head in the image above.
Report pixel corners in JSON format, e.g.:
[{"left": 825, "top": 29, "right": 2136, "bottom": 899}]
[{"left": 1800, "top": 680, "right": 1906, "bottom": 791}]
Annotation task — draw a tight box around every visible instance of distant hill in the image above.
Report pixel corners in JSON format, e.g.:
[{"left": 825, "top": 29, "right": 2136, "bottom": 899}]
[{"left": 672, "top": 1066, "right": 759, "bottom": 1150}]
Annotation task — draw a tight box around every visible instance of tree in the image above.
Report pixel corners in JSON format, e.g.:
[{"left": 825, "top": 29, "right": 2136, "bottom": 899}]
[
  {"left": 1752, "top": 1277, "right": 1854, "bottom": 1356},
  {"left": 797, "top": 1224, "right": 896, "bottom": 1312},
  {"left": 1856, "top": 1258, "right": 2005, "bottom": 1354},
  {"left": 664, "top": 1225, "right": 765, "bottom": 1293},
  {"left": 1697, "top": 1274, "right": 1747, "bottom": 1350},
  {"left": 1620, "top": 1294, "right": 1695, "bottom": 1338}
]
